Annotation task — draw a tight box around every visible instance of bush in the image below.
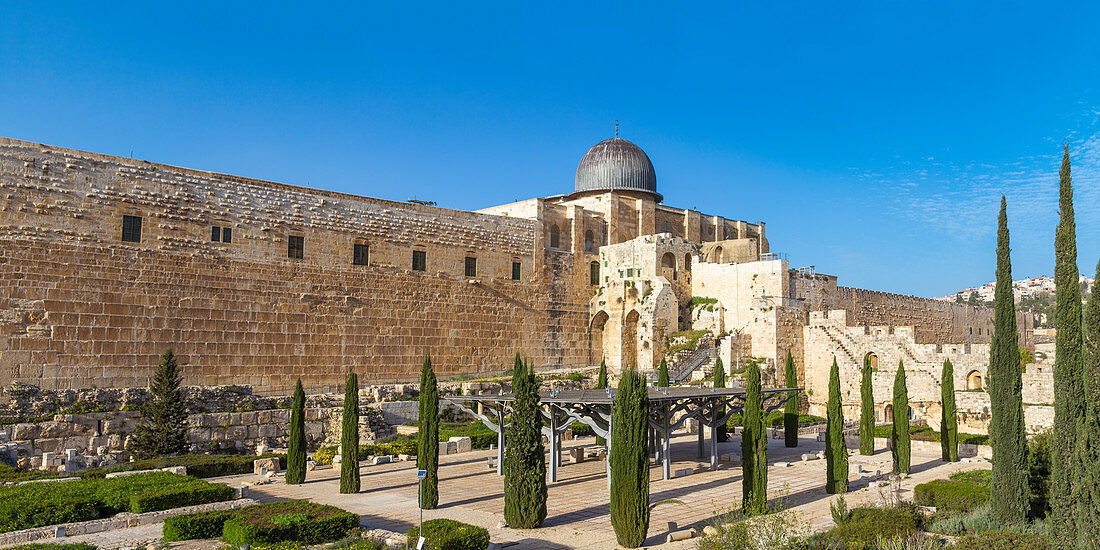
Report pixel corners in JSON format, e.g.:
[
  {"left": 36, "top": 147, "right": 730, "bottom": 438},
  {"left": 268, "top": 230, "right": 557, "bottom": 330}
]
[
  {"left": 128, "top": 482, "right": 234, "bottom": 513},
  {"left": 569, "top": 422, "right": 595, "bottom": 438},
  {"left": 565, "top": 372, "right": 587, "bottom": 382},
  {"left": 407, "top": 518, "right": 490, "bottom": 550},
  {"left": 822, "top": 505, "right": 921, "bottom": 547},
  {"left": 914, "top": 479, "right": 990, "bottom": 512},
  {"left": 360, "top": 438, "right": 417, "bottom": 457},
  {"left": 726, "top": 412, "right": 824, "bottom": 430},
  {"left": 314, "top": 446, "right": 338, "bottom": 466},
  {"left": 163, "top": 510, "right": 236, "bottom": 541},
  {"left": 950, "top": 469, "right": 991, "bottom": 484},
  {"left": 953, "top": 530, "right": 1050, "bottom": 550},
  {"left": 219, "top": 501, "right": 359, "bottom": 546},
  {"left": 81, "top": 453, "right": 287, "bottom": 479},
  {"left": 871, "top": 424, "right": 988, "bottom": 445}
]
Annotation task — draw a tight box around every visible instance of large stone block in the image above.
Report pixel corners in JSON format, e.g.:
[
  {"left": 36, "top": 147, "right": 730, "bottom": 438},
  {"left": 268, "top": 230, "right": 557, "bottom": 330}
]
[
  {"left": 448, "top": 436, "right": 472, "bottom": 454},
  {"left": 253, "top": 457, "right": 280, "bottom": 475}
]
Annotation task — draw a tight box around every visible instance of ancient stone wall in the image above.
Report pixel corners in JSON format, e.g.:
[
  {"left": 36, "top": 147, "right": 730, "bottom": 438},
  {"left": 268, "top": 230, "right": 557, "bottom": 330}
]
[
  {"left": 829, "top": 287, "right": 999, "bottom": 345},
  {"left": 0, "top": 138, "right": 587, "bottom": 391}
]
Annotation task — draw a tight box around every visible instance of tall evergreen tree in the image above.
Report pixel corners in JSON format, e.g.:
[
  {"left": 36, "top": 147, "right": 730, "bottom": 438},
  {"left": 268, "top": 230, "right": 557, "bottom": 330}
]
[
  {"left": 504, "top": 355, "right": 547, "bottom": 528},
  {"left": 658, "top": 358, "right": 670, "bottom": 387},
  {"left": 285, "top": 379, "right": 307, "bottom": 485},
  {"left": 417, "top": 355, "right": 440, "bottom": 510},
  {"left": 714, "top": 356, "right": 728, "bottom": 443},
  {"left": 610, "top": 367, "right": 650, "bottom": 547},
  {"left": 340, "top": 371, "right": 360, "bottom": 494},
  {"left": 988, "top": 196, "right": 1029, "bottom": 525},
  {"left": 595, "top": 359, "right": 608, "bottom": 446},
  {"left": 784, "top": 351, "right": 799, "bottom": 448},
  {"left": 742, "top": 358, "right": 768, "bottom": 514},
  {"left": 1052, "top": 145, "right": 1085, "bottom": 546},
  {"left": 130, "top": 348, "right": 189, "bottom": 459},
  {"left": 892, "top": 361, "right": 911, "bottom": 474},
  {"left": 826, "top": 357, "right": 848, "bottom": 494},
  {"left": 1074, "top": 259, "right": 1100, "bottom": 544},
  {"left": 941, "top": 359, "right": 959, "bottom": 462},
  {"left": 859, "top": 354, "right": 875, "bottom": 456}
]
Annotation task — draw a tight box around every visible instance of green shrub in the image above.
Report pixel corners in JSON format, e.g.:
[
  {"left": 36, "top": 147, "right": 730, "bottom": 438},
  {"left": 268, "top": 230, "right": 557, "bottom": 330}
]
[
  {"left": 569, "top": 422, "right": 595, "bottom": 438},
  {"left": 163, "top": 510, "right": 236, "bottom": 541},
  {"left": 407, "top": 518, "right": 490, "bottom": 550},
  {"left": 914, "top": 479, "right": 990, "bottom": 512},
  {"left": 565, "top": 372, "right": 586, "bottom": 382},
  {"left": 314, "top": 446, "right": 337, "bottom": 466},
  {"left": 81, "top": 453, "right": 286, "bottom": 479},
  {"left": 727, "top": 412, "right": 824, "bottom": 429},
  {"left": 360, "top": 437, "right": 417, "bottom": 457},
  {"left": 128, "top": 482, "right": 234, "bottom": 513},
  {"left": 953, "top": 530, "right": 1050, "bottom": 550},
  {"left": 0, "top": 465, "right": 65, "bottom": 483},
  {"left": 950, "top": 469, "right": 992, "bottom": 484},
  {"left": 220, "top": 501, "right": 359, "bottom": 546},
  {"left": 822, "top": 505, "right": 921, "bottom": 547}
]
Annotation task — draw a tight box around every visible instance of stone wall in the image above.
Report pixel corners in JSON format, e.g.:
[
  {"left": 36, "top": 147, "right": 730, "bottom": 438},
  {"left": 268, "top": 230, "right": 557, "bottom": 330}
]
[{"left": 0, "top": 138, "right": 588, "bottom": 391}]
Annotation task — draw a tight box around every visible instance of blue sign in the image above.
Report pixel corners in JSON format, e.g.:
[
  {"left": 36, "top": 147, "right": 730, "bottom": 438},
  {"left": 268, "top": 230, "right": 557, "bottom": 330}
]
[{"left": 417, "top": 469, "right": 427, "bottom": 479}]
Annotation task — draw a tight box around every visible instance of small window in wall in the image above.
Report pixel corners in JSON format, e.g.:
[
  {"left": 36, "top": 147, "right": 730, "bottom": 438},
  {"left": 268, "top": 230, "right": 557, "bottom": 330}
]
[
  {"left": 512, "top": 261, "right": 521, "bottom": 281},
  {"left": 353, "top": 243, "right": 369, "bottom": 266},
  {"left": 550, "top": 224, "right": 560, "bottom": 248},
  {"left": 585, "top": 230, "right": 594, "bottom": 252},
  {"left": 590, "top": 261, "right": 600, "bottom": 285},
  {"left": 121, "top": 215, "right": 142, "bottom": 243},
  {"left": 412, "top": 250, "right": 426, "bottom": 271},
  {"left": 465, "top": 256, "right": 477, "bottom": 277},
  {"left": 211, "top": 226, "right": 232, "bottom": 243},
  {"left": 288, "top": 235, "right": 304, "bottom": 259}
]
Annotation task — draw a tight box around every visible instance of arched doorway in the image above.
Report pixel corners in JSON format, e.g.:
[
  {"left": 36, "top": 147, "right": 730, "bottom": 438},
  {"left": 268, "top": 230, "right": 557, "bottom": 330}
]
[
  {"left": 884, "top": 404, "right": 893, "bottom": 423},
  {"left": 684, "top": 254, "right": 692, "bottom": 272},
  {"left": 622, "top": 310, "right": 639, "bottom": 369},
  {"left": 589, "top": 311, "right": 609, "bottom": 366},
  {"left": 660, "top": 252, "right": 676, "bottom": 280},
  {"left": 864, "top": 352, "right": 879, "bottom": 370},
  {"left": 714, "top": 246, "right": 723, "bottom": 263},
  {"left": 967, "top": 370, "right": 983, "bottom": 390}
]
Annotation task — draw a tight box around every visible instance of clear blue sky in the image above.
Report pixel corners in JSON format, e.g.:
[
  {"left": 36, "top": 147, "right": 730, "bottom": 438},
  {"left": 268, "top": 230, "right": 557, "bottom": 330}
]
[{"left": 3, "top": 3, "right": 1098, "bottom": 298}]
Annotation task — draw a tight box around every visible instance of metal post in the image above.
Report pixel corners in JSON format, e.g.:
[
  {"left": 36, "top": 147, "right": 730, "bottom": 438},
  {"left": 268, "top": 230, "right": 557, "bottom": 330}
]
[
  {"left": 697, "top": 417, "right": 704, "bottom": 458},
  {"left": 710, "top": 398, "right": 719, "bottom": 470},
  {"left": 549, "top": 405, "right": 559, "bottom": 483},
  {"left": 606, "top": 405, "right": 612, "bottom": 491},
  {"left": 496, "top": 404, "right": 504, "bottom": 476},
  {"left": 662, "top": 402, "right": 671, "bottom": 480}
]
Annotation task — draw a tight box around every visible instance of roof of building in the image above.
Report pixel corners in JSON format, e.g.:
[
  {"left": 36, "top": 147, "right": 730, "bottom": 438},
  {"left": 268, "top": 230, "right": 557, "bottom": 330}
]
[{"left": 574, "top": 137, "right": 661, "bottom": 201}]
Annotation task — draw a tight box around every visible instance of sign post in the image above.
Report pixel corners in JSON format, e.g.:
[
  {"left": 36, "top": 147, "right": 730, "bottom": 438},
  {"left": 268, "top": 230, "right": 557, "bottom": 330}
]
[{"left": 415, "top": 469, "right": 427, "bottom": 550}]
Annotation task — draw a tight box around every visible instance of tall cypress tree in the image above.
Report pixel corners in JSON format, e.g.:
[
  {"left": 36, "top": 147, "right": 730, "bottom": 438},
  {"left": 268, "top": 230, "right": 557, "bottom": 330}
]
[
  {"left": 826, "top": 357, "right": 848, "bottom": 494},
  {"left": 989, "top": 196, "right": 1029, "bottom": 525},
  {"left": 859, "top": 354, "right": 874, "bottom": 456},
  {"left": 610, "top": 367, "right": 650, "bottom": 547},
  {"left": 941, "top": 359, "right": 958, "bottom": 462},
  {"left": 714, "top": 356, "right": 728, "bottom": 443},
  {"left": 658, "top": 358, "right": 670, "bottom": 387},
  {"left": 504, "top": 355, "right": 546, "bottom": 528},
  {"left": 892, "top": 361, "right": 911, "bottom": 474},
  {"left": 340, "top": 371, "right": 360, "bottom": 494},
  {"left": 1073, "top": 259, "right": 1100, "bottom": 543},
  {"left": 784, "top": 351, "right": 799, "bottom": 448},
  {"left": 285, "top": 378, "right": 306, "bottom": 485},
  {"left": 417, "top": 355, "right": 439, "bottom": 510},
  {"left": 1052, "top": 145, "right": 1085, "bottom": 545},
  {"left": 742, "top": 359, "right": 768, "bottom": 514},
  {"left": 130, "top": 348, "right": 189, "bottom": 459},
  {"left": 595, "top": 358, "right": 608, "bottom": 446}
]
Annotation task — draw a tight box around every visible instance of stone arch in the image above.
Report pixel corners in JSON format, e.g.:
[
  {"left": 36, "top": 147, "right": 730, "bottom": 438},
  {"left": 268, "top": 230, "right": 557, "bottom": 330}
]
[
  {"left": 714, "top": 246, "right": 724, "bottom": 263},
  {"left": 550, "top": 225, "right": 560, "bottom": 248},
  {"left": 661, "top": 252, "right": 676, "bottom": 269},
  {"left": 585, "top": 230, "right": 594, "bottom": 252},
  {"left": 589, "top": 311, "right": 609, "bottom": 366},
  {"left": 884, "top": 404, "right": 893, "bottom": 423},
  {"left": 864, "top": 352, "right": 878, "bottom": 370},
  {"left": 589, "top": 261, "right": 600, "bottom": 285},
  {"left": 622, "top": 310, "right": 640, "bottom": 369},
  {"left": 966, "top": 370, "right": 983, "bottom": 390}
]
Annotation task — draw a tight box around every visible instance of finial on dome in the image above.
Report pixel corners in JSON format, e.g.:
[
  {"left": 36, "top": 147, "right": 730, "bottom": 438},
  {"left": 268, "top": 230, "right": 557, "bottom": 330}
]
[{"left": 614, "top": 120, "right": 619, "bottom": 138}]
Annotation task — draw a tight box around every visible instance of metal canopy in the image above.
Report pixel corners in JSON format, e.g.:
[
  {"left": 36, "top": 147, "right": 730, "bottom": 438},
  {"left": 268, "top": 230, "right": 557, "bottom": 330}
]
[{"left": 444, "top": 385, "right": 801, "bottom": 486}]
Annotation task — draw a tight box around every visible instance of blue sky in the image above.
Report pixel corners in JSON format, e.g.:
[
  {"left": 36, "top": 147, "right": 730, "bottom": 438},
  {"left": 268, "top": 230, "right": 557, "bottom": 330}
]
[{"left": 2, "top": 3, "right": 1098, "bottom": 297}]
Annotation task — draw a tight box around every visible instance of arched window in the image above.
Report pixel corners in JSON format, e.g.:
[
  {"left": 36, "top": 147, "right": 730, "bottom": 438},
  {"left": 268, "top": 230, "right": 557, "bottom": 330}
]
[
  {"left": 590, "top": 261, "right": 600, "bottom": 285},
  {"left": 967, "top": 370, "right": 983, "bottom": 390},
  {"left": 684, "top": 254, "right": 692, "bottom": 272},
  {"left": 661, "top": 252, "right": 675, "bottom": 269},
  {"left": 661, "top": 221, "right": 673, "bottom": 235},
  {"left": 884, "top": 404, "right": 893, "bottom": 423},
  {"left": 585, "top": 230, "right": 594, "bottom": 252},
  {"left": 550, "top": 224, "right": 560, "bottom": 248},
  {"left": 714, "top": 246, "right": 723, "bottom": 263}
]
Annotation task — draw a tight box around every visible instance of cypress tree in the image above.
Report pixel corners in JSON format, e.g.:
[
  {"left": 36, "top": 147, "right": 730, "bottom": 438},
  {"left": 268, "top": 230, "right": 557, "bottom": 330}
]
[
  {"left": 1074, "top": 259, "right": 1100, "bottom": 543},
  {"left": 610, "top": 367, "right": 650, "bottom": 547},
  {"left": 130, "top": 348, "right": 189, "bottom": 459},
  {"left": 826, "top": 357, "right": 848, "bottom": 494},
  {"left": 285, "top": 379, "right": 307, "bottom": 485},
  {"left": 859, "top": 354, "right": 874, "bottom": 456},
  {"left": 941, "top": 359, "right": 958, "bottom": 462},
  {"left": 417, "top": 355, "right": 439, "bottom": 510},
  {"left": 784, "top": 351, "right": 799, "bottom": 448},
  {"left": 892, "top": 361, "right": 911, "bottom": 474},
  {"left": 1052, "top": 145, "right": 1085, "bottom": 545},
  {"left": 714, "top": 356, "right": 728, "bottom": 443},
  {"left": 504, "top": 355, "right": 546, "bottom": 528},
  {"left": 595, "top": 358, "right": 608, "bottom": 446},
  {"left": 658, "top": 358, "right": 670, "bottom": 387},
  {"left": 742, "top": 359, "right": 768, "bottom": 514},
  {"left": 339, "top": 371, "right": 360, "bottom": 494},
  {"left": 988, "top": 196, "right": 1029, "bottom": 525}
]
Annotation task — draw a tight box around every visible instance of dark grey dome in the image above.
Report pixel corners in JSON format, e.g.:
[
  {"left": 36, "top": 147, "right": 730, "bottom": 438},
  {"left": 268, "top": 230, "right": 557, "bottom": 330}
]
[{"left": 574, "top": 138, "right": 660, "bottom": 201}]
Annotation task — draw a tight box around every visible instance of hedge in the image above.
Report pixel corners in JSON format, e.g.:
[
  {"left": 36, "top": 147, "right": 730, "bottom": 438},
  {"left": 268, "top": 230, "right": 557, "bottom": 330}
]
[
  {"left": 407, "top": 518, "right": 490, "bottom": 550},
  {"left": 951, "top": 469, "right": 992, "bottom": 484},
  {"left": 872, "top": 424, "right": 989, "bottom": 446},
  {"left": 726, "top": 412, "right": 824, "bottom": 429},
  {"left": 914, "top": 479, "right": 990, "bottom": 512},
  {"left": 821, "top": 505, "right": 921, "bottom": 547},
  {"left": 0, "top": 472, "right": 231, "bottom": 533},
  {"left": 167, "top": 501, "right": 358, "bottom": 546},
  {"left": 953, "top": 530, "right": 1050, "bottom": 550},
  {"left": 81, "top": 453, "right": 287, "bottom": 479}
]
